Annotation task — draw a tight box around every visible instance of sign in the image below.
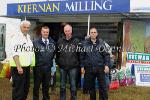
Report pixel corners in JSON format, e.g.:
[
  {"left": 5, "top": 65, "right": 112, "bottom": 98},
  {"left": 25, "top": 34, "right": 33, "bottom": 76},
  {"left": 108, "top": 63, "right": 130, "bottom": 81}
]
[
  {"left": 126, "top": 52, "right": 150, "bottom": 87},
  {"left": 7, "top": 0, "right": 130, "bottom": 16},
  {"left": 134, "top": 65, "right": 150, "bottom": 87},
  {"left": 127, "top": 52, "right": 150, "bottom": 64},
  {"left": 130, "top": 0, "right": 150, "bottom": 12}
]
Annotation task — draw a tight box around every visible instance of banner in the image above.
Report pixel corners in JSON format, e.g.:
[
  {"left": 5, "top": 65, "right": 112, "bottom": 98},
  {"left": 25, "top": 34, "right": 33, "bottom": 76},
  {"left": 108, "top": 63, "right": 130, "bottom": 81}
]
[
  {"left": 7, "top": 0, "right": 130, "bottom": 16},
  {"left": 127, "top": 52, "right": 150, "bottom": 64},
  {"left": 134, "top": 65, "right": 150, "bottom": 87}
]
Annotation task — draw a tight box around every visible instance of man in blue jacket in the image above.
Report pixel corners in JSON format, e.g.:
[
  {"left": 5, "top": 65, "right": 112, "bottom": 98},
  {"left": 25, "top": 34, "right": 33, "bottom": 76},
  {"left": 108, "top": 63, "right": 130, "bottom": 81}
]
[
  {"left": 80, "top": 27, "right": 110, "bottom": 100},
  {"left": 33, "top": 26, "right": 55, "bottom": 100}
]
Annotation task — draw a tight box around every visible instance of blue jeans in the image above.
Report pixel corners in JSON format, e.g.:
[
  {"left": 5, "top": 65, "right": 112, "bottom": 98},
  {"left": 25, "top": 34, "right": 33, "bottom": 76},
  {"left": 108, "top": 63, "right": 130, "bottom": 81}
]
[
  {"left": 59, "top": 68, "right": 77, "bottom": 100},
  {"left": 105, "top": 73, "right": 110, "bottom": 88}
]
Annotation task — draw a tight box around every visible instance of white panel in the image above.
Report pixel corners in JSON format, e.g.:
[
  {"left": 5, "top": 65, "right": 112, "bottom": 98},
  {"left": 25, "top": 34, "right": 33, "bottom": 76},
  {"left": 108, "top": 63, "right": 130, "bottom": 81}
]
[
  {"left": 0, "top": 1, "right": 7, "bottom": 16},
  {"left": 131, "top": 0, "right": 150, "bottom": 12},
  {"left": 0, "top": 17, "right": 21, "bottom": 59}
]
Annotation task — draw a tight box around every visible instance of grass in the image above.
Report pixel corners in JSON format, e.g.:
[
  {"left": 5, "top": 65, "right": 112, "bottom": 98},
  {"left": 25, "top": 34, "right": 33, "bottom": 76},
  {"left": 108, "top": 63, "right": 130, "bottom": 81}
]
[
  {"left": 0, "top": 66, "right": 150, "bottom": 100},
  {"left": 0, "top": 78, "right": 150, "bottom": 100}
]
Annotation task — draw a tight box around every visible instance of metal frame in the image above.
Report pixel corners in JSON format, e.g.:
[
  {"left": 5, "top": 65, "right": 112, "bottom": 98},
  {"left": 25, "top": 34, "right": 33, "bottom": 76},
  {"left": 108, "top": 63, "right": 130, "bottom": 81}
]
[{"left": 0, "top": 23, "right": 6, "bottom": 61}]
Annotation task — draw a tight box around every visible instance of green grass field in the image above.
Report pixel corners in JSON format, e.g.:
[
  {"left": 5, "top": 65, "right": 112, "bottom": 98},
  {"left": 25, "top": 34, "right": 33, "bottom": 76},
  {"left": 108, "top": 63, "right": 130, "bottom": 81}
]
[{"left": 0, "top": 78, "right": 150, "bottom": 100}]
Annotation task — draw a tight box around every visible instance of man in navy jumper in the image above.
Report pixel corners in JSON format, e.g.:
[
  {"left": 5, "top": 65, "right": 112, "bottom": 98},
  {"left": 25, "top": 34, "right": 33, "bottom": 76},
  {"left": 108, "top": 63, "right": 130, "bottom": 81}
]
[
  {"left": 33, "top": 26, "right": 55, "bottom": 100},
  {"left": 80, "top": 27, "right": 110, "bottom": 100}
]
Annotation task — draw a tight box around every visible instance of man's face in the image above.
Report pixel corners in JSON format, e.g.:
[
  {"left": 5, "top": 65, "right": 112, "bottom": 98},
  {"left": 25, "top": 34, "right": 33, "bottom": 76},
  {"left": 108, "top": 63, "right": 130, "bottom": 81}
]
[
  {"left": 41, "top": 28, "right": 49, "bottom": 39},
  {"left": 20, "top": 23, "right": 30, "bottom": 35},
  {"left": 64, "top": 25, "right": 72, "bottom": 37},
  {"left": 90, "top": 28, "right": 98, "bottom": 40}
]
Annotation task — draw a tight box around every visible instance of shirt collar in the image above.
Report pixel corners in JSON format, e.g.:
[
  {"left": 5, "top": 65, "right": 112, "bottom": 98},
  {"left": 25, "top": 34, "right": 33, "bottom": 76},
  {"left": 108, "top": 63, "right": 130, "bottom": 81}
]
[
  {"left": 20, "top": 32, "right": 30, "bottom": 40},
  {"left": 42, "top": 38, "right": 49, "bottom": 44}
]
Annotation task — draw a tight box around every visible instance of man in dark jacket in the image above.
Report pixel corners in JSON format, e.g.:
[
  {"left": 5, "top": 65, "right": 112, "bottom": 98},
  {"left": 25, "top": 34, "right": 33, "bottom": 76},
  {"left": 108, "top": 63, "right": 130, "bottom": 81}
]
[
  {"left": 56, "top": 24, "right": 80, "bottom": 100},
  {"left": 80, "top": 27, "right": 110, "bottom": 100},
  {"left": 33, "top": 26, "right": 55, "bottom": 100}
]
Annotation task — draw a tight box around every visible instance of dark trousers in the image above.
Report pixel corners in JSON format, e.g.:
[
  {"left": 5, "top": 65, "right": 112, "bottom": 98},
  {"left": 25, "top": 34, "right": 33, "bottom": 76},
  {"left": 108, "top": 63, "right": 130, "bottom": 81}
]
[
  {"left": 33, "top": 67, "right": 51, "bottom": 100},
  {"left": 59, "top": 68, "right": 77, "bottom": 100},
  {"left": 85, "top": 67, "right": 108, "bottom": 100},
  {"left": 83, "top": 67, "right": 91, "bottom": 93},
  {"left": 11, "top": 67, "right": 30, "bottom": 100},
  {"left": 76, "top": 68, "right": 81, "bottom": 89}
]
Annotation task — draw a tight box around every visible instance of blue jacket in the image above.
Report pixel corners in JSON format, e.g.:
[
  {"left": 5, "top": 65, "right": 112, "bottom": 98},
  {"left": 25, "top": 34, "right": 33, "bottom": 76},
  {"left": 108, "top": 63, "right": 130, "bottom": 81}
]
[
  {"left": 80, "top": 38, "right": 110, "bottom": 68},
  {"left": 33, "top": 37, "right": 56, "bottom": 67}
]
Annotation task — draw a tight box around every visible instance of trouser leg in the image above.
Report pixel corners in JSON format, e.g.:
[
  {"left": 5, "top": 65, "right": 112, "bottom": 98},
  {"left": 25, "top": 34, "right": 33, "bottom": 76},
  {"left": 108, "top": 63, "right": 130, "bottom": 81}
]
[{"left": 59, "top": 68, "right": 67, "bottom": 100}]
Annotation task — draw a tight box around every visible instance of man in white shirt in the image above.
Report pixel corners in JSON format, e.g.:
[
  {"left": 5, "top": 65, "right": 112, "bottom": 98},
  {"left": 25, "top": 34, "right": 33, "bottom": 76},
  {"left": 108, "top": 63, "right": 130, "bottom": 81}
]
[{"left": 10, "top": 20, "right": 35, "bottom": 100}]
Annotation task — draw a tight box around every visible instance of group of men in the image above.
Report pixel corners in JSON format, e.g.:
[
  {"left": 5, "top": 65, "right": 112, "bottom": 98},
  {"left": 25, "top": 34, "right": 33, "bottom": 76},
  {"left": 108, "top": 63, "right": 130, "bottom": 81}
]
[{"left": 10, "top": 20, "right": 110, "bottom": 100}]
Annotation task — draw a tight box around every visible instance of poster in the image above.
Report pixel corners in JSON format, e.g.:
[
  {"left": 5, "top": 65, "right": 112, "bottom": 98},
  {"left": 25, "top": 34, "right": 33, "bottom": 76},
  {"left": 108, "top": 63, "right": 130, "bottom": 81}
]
[
  {"left": 134, "top": 65, "right": 150, "bottom": 87},
  {"left": 126, "top": 52, "right": 150, "bottom": 87}
]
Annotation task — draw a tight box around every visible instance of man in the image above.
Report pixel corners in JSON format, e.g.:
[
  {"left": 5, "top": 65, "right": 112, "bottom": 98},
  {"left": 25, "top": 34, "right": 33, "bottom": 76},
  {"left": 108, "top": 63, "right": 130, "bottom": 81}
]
[
  {"left": 9, "top": 20, "right": 35, "bottom": 100},
  {"left": 33, "top": 26, "right": 55, "bottom": 100},
  {"left": 56, "top": 24, "right": 80, "bottom": 100},
  {"left": 80, "top": 27, "right": 110, "bottom": 100}
]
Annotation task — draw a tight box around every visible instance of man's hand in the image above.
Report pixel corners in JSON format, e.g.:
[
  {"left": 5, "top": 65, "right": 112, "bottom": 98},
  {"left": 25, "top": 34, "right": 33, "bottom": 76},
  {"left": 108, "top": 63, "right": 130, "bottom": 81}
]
[
  {"left": 17, "top": 67, "right": 23, "bottom": 74},
  {"left": 81, "top": 67, "right": 85, "bottom": 74},
  {"left": 30, "top": 68, "right": 33, "bottom": 73},
  {"left": 104, "top": 66, "right": 109, "bottom": 73}
]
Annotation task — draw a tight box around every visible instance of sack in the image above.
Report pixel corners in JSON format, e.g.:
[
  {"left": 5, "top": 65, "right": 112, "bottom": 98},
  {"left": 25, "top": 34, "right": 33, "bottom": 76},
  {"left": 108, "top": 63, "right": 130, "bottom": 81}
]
[
  {"left": 118, "top": 69, "right": 126, "bottom": 86},
  {"left": 0, "top": 62, "right": 11, "bottom": 79},
  {"left": 109, "top": 68, "right": 119, "bottom": 90},
  {"left": 110, "top": 68, "right": 119, "bottom": 81},
  {"left": 119, "top": 66, "right": 135, "bottom": 86},
  {"left": 118, "top": 68, "right": 125, "bottom": 80},
  {"left": 120, "top": 78, "right": 126, "bottom": 86},
  {"left": 126, "top": 77, "right": 134, "bottom": 85},
  {"left": 109, "top": 80, "right": 119, "bottom": 90},
  {"left": 120, "top": 77, "right": 135, "bottom": 86}
]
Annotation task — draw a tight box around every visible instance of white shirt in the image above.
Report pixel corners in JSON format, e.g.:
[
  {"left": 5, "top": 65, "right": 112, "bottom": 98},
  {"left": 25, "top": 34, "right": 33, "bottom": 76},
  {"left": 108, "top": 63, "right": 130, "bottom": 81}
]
[
  {"left": 10, "top": 32, "right": 34, "bottom": 66},
  {"left": 42, "top": 38, "right": 49, "bottom": 44}
]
